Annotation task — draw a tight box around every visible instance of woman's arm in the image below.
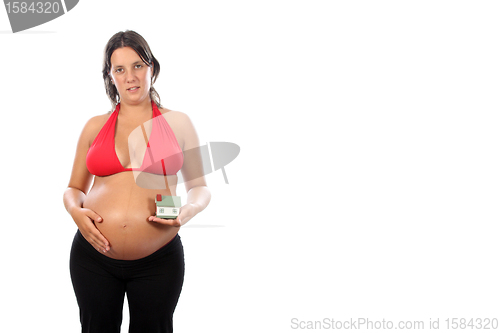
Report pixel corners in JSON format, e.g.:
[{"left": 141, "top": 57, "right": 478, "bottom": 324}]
[
  {"left": 149, "top": 112, "right": 211, "bottom": 226},
  {"left": 63, "top": 115, "right": 110, "bottom": 253},
  {"left": 186, "top": 185, "right": 211, "bottom": 216}
]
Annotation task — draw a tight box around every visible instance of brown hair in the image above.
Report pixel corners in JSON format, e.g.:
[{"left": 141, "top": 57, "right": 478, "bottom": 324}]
[{"left": 102, "top": 30, "right": 162, "bottom": 109}]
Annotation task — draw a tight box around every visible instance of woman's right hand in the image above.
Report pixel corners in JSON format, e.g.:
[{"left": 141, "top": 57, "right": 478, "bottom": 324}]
[{"left": 72, "top": 207, "right": 110, "bottom": 253}]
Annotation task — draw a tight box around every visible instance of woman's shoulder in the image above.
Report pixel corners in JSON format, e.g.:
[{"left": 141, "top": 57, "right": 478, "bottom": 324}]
[
  {"left": 158, "top": 107, "right": 198, "bottom": 150},
  {"left": 158, "top": 107, "right": 193, "bottom": 124},
  {"left": 79, "top": 111, "right": 113, "bottom": 144},
  {"left": 159, "top": 107, "right": 195, "bottom": 128},
  {"left": 159, "top": 106, "right": 182, "bottom": 116},
  {"left": 85, "top": 111, "right": 113, "bottom": 129}
]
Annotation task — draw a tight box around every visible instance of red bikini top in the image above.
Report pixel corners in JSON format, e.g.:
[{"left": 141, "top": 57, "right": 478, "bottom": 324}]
[{"left": 86, "top": 101, "right": 184, "bottom": 177}]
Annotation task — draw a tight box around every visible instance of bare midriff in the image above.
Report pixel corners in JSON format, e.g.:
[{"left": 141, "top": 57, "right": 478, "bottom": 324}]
[{"left": 83, "top": 171, "right": 179, "bottom": 260}]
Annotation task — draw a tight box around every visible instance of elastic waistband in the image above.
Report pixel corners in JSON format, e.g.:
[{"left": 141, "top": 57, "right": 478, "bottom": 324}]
[{"left": 74, "top": 229, "right": 182, "bottom": 266}]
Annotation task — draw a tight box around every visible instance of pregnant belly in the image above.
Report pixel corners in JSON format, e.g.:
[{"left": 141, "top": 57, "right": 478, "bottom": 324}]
[{"left": 83, "top": 174, "right": 179, "bottom": 260}]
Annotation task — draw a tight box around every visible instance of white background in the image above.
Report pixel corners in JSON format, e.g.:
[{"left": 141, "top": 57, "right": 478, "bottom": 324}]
[{"left": 1, "top": 1, "right": 499, "bottom": 332}]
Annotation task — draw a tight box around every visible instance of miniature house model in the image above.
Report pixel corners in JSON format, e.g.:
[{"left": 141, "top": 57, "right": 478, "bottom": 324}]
[{"left": 155, "top": 194, "right": 182, "bottom": 219}]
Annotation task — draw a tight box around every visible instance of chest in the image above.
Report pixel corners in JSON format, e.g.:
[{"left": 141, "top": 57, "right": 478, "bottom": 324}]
[{"left": 113, "top": 114, "right": 182, "bottom": 168}]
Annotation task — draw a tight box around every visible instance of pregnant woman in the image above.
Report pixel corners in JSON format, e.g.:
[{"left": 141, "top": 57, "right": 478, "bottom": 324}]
[{"left": 63, "top": 30, "right": 211, "bottom": 333}]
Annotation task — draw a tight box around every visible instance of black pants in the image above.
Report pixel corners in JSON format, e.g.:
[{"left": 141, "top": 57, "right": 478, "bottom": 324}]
[{"left": 69, "top": 230, "right": 185, "bottom": 333}]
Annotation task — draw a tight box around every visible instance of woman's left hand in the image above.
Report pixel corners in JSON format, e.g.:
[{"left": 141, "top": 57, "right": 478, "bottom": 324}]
[{"left": 148, "top": 203, "right": 197, "bottom": 227}]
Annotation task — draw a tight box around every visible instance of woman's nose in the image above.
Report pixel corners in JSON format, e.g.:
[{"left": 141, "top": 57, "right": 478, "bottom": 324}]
[{"left": 126, "top": 71, "right": 136, "bottom": 83}]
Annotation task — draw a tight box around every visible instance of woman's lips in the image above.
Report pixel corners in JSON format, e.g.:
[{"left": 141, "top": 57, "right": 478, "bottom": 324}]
[{"left": 127, "top": 86, "right": 140, "bottom": 92}]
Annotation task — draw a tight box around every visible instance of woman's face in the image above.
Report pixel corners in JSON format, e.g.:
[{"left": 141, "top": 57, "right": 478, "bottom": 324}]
[{"left": 109, "top": 46, "right": 153, "bottom": 105}]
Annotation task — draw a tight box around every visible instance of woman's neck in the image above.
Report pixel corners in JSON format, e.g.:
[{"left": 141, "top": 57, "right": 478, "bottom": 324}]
[{"left": 118, "top": 99, "right": 153, "bottom": 118}]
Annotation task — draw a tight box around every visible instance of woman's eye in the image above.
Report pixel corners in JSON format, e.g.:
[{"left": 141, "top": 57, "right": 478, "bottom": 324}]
[
  {"left": 135, "top": 64, "right": 143, "bottom": 69},
  {"left": 115, "top": 68, "right": 123, "bottom": 73}
]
